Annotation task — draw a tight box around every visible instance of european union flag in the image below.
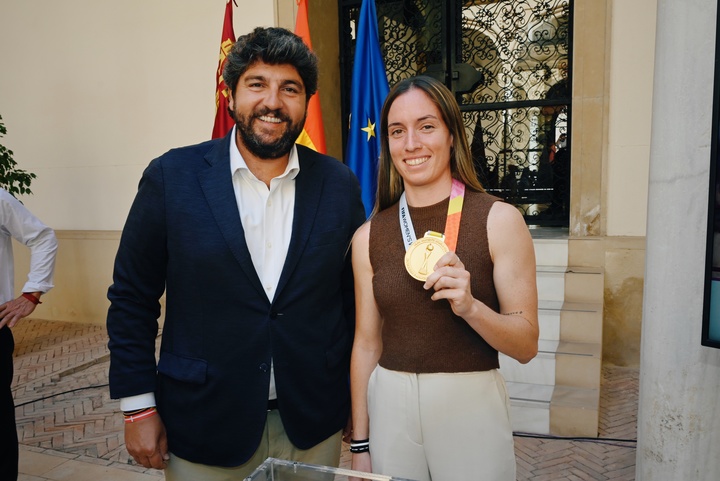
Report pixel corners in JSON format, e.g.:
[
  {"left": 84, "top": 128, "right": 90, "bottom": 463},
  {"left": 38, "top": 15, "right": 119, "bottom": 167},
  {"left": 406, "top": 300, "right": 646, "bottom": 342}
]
[{"left": 346, "top": 0, "right": 390, "bottom": 218}]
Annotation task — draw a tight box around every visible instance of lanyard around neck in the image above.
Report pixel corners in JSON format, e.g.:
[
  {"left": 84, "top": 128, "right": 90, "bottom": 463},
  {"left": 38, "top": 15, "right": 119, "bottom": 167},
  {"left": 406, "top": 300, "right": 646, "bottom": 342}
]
[{"left": 398, "top": 178, "right": 466, "bottom": 252}]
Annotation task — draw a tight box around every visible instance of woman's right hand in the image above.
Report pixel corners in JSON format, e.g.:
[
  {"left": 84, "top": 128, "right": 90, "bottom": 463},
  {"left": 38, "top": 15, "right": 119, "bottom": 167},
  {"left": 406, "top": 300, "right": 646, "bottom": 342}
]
[{"left": 350, "top": 452, "right": 373, "bottom": 480}]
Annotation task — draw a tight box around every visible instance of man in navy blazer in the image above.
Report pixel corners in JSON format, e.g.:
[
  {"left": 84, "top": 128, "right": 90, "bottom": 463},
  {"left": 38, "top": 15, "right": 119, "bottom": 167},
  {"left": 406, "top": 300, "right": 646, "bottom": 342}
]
[{"left": 107, "top": 27, "right": 366, "bottom": 480}]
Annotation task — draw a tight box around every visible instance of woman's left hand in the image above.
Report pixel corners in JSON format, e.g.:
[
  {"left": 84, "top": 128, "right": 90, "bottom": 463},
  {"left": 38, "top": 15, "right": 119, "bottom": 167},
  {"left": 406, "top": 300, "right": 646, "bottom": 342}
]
[{"left": 423, "top": 251, "right": 476, "bottom": 318}]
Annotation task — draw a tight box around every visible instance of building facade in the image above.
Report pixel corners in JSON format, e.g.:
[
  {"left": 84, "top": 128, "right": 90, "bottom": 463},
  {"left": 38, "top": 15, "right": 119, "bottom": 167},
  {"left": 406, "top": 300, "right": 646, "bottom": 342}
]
[{"left": 4, "top": 0, "right": 720, "bottom": 478}]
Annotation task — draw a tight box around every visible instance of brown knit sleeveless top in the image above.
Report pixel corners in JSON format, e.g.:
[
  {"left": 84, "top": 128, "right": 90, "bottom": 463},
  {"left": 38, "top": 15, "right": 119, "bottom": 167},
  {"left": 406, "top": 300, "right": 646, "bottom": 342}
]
[{"left": 369, "top": 189, "right": 501, "bottom": 373}]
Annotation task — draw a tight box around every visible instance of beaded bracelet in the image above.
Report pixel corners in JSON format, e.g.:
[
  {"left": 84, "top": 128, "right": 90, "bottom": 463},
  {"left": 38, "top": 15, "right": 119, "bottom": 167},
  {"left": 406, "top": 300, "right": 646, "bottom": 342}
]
[{"left": 349, "top": 438, "right": 370, "bottom": 454}]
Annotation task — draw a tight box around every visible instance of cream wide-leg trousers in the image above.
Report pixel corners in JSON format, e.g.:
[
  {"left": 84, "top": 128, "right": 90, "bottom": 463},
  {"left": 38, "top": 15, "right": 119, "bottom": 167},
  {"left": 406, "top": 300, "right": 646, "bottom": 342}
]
[{"left": 368, "top": 365, "right": 516, "bottom": 481}]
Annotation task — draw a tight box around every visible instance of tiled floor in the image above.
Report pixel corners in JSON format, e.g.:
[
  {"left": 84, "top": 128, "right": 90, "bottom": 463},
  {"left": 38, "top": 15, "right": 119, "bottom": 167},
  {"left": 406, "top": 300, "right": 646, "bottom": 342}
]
[{"left": 12, "top": 319, "right": 638, "bottom": 480}]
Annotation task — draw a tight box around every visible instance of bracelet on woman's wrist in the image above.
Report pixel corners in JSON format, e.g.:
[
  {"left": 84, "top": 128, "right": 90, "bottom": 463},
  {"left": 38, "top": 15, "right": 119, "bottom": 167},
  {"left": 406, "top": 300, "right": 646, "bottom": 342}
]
[{"left": 349, "top": 438, "right": 370, "bottom": 454}]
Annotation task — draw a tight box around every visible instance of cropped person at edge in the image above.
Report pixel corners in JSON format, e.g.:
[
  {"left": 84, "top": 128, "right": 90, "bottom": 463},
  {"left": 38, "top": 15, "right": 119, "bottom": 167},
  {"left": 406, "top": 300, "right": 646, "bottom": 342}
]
[
  {"left": 350, "top": 75, "right": 539, "bottom": 481},
  {"left": 1, "top": 188, "right": 58, "bottom": 481},
  {"left": 107, "top": 27, "right": 365, "bottom": 481}
]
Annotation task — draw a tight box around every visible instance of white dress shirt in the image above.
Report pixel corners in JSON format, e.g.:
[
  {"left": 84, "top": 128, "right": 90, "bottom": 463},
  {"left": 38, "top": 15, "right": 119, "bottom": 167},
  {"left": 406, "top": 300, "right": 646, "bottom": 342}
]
[
  {"left": 120, "top": 129, "right": 298, "bottom": 410},
  {"left": 0, "top": 188, "right": 57, "bottom": 305},
  {"left": 230, "top": 133, "right": 298, "bottom": 303},
  {"left": 231, "top": 129, "right": 299, "bottom": 401}
]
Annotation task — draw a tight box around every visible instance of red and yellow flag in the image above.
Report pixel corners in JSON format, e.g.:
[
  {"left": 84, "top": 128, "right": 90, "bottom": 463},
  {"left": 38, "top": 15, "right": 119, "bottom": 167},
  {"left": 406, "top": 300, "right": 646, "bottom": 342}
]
[
  {"left": 294, "top": 0, "right": 327, "bottom": 153},
  {"left": 212, "top": 0, "right": 236, "bottom": 139}
]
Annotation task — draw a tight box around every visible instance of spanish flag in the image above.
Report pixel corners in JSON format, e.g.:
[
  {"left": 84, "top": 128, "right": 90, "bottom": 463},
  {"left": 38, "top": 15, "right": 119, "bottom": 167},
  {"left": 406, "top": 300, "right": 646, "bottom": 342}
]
[
  {"left": 294, "top": 0, "right": 327, "bottom": 153},
  {"left": 212, "top": 0, "right": 236, "bottom": 139}
]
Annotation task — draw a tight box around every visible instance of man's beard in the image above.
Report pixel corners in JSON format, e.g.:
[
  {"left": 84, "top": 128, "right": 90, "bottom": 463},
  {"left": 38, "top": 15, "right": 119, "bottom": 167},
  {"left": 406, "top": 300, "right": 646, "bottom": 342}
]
[{"left": 233, "top": 108, "right": 305, "bottom": 160}]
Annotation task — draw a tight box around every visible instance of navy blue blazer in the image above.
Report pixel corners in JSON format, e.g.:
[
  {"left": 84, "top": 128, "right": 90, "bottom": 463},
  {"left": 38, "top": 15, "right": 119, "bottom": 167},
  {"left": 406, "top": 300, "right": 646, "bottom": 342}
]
[{"left": 107, "top": 132, "right": 366, "bottom": 467}]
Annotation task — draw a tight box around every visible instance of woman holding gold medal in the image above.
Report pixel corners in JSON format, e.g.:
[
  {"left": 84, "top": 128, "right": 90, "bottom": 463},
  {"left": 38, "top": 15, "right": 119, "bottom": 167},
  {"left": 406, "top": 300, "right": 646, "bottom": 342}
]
[{"left": 349, "top": 76, "right": 539, "bottom": 481}]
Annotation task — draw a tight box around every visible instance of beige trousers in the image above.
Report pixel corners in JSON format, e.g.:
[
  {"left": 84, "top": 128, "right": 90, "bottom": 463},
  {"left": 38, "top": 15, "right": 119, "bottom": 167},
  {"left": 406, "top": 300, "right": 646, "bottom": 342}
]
[
  {"left": 368, "top": 365, "right": 516, "bottom": 481},
  {"left": 165, "top": 409, "right": 342, "bottom": 481}
]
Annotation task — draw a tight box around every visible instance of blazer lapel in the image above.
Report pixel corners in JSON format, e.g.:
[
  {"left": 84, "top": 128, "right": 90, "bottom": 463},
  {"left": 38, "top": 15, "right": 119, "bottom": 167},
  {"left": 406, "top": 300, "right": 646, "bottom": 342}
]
[
  {"left": 198, "top": 133, "right": 267, "bottom": 300},
  {"left": 274, "top": 148, "right": 323, "bottom": 299}
]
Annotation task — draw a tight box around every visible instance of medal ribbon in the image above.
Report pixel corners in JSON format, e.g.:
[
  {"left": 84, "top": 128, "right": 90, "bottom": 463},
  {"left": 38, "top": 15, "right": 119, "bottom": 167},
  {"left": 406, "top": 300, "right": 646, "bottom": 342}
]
[
  {"left": 444, "top": 179, "right": 465, "bottom": 251},
  {"left": 398, "top": 178, "right": 466, "bottom": 251}
]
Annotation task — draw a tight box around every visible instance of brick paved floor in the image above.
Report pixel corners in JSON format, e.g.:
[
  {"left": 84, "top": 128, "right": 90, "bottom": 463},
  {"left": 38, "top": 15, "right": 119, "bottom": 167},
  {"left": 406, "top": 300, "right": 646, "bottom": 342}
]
[{"left": 11, "top": 319, "right": 638, "bottom": 480}]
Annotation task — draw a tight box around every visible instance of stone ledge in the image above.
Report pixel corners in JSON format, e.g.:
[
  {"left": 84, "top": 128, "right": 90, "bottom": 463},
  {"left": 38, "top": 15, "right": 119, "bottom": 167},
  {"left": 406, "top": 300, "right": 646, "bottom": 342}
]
[{"left": 550, "top": 385, "right": 600, "bottom": 437}]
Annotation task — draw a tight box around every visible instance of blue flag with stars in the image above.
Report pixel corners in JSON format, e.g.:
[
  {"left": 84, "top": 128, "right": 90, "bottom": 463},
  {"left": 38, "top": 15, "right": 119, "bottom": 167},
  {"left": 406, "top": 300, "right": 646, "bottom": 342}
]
[{"left": 346, "top": 0, "right": 389, "bottom": 218}]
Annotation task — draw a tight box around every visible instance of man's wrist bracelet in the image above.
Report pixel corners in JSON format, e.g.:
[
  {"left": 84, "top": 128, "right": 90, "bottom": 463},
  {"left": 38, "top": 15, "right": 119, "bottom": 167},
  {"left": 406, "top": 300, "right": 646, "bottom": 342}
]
[
  {"left": 123, "top": 407, "right": 158, "bottom": 423},
  {"left": 122, "top": 407, "right": 155, "bottom": 416},
  {"left": 21, "top": 293, "right": 41, "bottom": 305}
]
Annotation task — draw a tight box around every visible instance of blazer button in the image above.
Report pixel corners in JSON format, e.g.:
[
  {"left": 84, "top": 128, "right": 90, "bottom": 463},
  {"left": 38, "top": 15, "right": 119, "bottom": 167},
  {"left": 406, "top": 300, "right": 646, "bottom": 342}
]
[
  {"left": 259, "top": 363, "right": 269, "bottom": 372},
  {"left": 269, "top": 311, "right": 278, "bottom": 319}
]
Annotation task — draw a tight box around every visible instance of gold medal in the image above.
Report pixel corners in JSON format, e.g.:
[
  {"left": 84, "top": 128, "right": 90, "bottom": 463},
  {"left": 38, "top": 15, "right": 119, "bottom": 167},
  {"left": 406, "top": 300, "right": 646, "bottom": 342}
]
[{"left": 404, "top": 232, "right": 449, "bottom": 281}]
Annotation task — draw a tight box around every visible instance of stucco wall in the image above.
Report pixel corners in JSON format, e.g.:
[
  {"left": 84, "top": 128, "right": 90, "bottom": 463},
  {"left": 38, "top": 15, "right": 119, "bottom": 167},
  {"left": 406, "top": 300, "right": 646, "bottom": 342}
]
[
  {"left": 599, "top": 0, "right": 656, "bottom": 366},
  {"left": 13, "top": 232, "right": 120, "bottom": 325},
  {"left": 605, "top": 0, "right": 656, "bottom": 237},
  {"left": 0, "top": 0, "right": 283, "bottom": 231},
  {"left": 569, "top": 0, "right": 655, "bottom": 367}
]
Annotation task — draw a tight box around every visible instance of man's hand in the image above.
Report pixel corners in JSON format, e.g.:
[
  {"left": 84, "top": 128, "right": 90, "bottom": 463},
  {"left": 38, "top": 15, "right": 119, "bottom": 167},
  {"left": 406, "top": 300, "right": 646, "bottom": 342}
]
[
  {"left": 0, "top": 293, "right": 40, "bottom": 329},
  {"left": 125, "top": 413, "right": 170, "bottom": 469}
]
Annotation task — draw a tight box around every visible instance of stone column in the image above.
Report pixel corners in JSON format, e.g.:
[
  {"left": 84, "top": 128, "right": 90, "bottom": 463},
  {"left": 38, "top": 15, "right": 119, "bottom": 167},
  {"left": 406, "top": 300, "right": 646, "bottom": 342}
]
[{"left": 638, "top": 0, "right": 720, "bottom": 479}]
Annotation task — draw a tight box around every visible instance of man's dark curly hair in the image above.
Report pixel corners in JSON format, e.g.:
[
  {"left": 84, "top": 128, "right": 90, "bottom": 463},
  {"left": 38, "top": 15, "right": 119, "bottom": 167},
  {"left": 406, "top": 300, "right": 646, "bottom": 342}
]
[{"left": 223, "top": 27, "right": 319, "bottom": 101}]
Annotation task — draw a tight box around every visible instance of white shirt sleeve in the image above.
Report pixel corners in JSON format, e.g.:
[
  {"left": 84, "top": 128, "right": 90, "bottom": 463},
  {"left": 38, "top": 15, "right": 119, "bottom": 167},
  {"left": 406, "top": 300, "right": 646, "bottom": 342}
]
[
  {"left": 119, "top": 393, "right": 157, "bottom": 411},
  {"left": 0, "top": 189, "right": 58, "bottom": 296}
]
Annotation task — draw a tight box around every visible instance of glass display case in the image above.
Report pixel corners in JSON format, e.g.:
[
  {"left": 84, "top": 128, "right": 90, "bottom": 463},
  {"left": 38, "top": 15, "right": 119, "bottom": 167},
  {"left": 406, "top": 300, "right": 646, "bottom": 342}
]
[{"left": 244, "top": 457, "right": 417, "bottom": 481}]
